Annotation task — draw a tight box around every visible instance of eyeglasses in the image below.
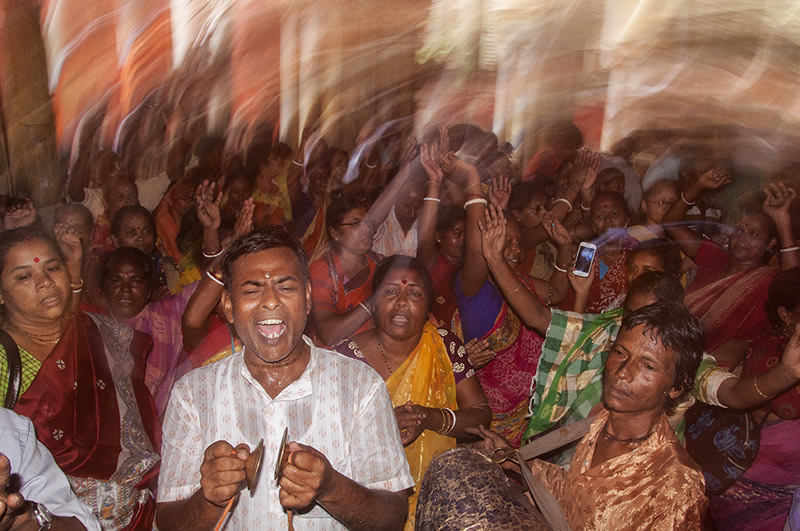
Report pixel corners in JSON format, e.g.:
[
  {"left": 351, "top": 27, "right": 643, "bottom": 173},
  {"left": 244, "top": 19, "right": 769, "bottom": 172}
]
[
  {"left": 645, "top": 199, "right": 676, "bottom": 207},
  {"left": 339, "top": 219, "right": 372, "bottom": 230}
]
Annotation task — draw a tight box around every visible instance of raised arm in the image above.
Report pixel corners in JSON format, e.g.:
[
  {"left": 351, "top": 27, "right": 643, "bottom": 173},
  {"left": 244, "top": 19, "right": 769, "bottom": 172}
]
[
  {"left": 662, "top": 168, "right": 731, "bottom": 259},
  {"left": 454, "top": 155, "right": 489, "bottom": 297},
  {"left": 416, "top": 140, "right": 444, "bottom": 270},
  {"left": 762, "top": 182, "right": 799, "bottom": 270},
  {"left": 478, "top": 205, "right": 552, "bottom": 335},
  {"left": 182, "top": 197, "right": 254, "bottom": 351},
  {"left": 53, "top": 222, "right": 85, "bottom": 312}
]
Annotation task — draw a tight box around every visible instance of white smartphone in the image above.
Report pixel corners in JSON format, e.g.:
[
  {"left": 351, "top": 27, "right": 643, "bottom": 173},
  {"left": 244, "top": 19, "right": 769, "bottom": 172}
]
[{"left": 573, "top": 241, "right": 597, "bottom": 277}]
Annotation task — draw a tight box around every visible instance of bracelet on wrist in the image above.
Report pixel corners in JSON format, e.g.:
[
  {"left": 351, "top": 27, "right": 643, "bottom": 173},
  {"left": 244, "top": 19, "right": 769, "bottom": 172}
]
[
  {"left": 69, "top": 278, "right": 84, "bottom": 292},
  {"left": 580, "top": 201, "right": 591, "bottom": 211},
  {"left": 464, "top": 198, "right": 488, "bottom": 208},
  {"left": 292, "top": 159, "right": 303, "bottom": 166},
  {"left": 359, "top": 301, "right": 373, "bottom": 317},
  {"left": 202, "top": 248, "right": 224, "bottom": 259},
  {"left": 780, "top": 246, "right": 800, "bottom": 253},
  {"left": 206, "top": 269, "right": 224, "bottom": 286},
  {"left": 681, "top": 192, "right": 696, "bottom": 207},
  {"left": 423, "top": 197, "right": 441, "bottom": 203},
  {"left": 553, "top": 197, "right": 573, "bottom": 213},
  {"left": 753, "top": 373, "right": 773, "bottom": 399},
  {"left": 553, "top": 263, "right": 568, "bottom": 273}
]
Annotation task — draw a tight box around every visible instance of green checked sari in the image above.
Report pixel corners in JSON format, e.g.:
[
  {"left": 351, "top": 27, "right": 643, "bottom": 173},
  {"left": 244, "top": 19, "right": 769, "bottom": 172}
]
[{"left": 523, "top": 308, "right": 623, "bottom": 465}]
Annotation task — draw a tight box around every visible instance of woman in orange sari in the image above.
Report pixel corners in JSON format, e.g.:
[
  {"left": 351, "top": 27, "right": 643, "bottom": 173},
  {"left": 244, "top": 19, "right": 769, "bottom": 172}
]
[
  {"left": 309, "top": 194, "right": 381, "bottom": 347},
  {"left": 154, "top": 176, "right": 198, "bottom": 263},
  {"left": 663, "top": 173, "right": 798, "bottom": 367},
  {"left": 336, "top": 255, "right": 490, "bottom": 530}
]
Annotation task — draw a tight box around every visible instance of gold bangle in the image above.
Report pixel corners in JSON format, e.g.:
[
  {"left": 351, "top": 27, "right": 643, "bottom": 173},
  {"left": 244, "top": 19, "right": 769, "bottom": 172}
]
[
  {"left": 69, "top": 279, "right": 84, "bottom": 291},
  {"left": 753, "top": 374, "right": 773, "bottom": 400},
  {"left": 438, "top": 408, "right": 448, "bottom": 434},
  {"left": 465, "top": 182, "right": 482, "bottom": 191}
]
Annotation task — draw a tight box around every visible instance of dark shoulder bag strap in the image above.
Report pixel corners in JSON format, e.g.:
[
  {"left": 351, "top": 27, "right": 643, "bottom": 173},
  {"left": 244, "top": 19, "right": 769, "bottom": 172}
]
[{"left": 0, "top": 328, "right": 22, "bottom": 410}]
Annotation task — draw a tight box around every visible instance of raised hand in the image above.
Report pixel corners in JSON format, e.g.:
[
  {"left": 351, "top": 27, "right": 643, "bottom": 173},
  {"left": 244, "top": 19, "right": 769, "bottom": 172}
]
[
  {"left": 3, "top": 198, "right": 36, "bottom": 230},
  {"left": 53, "top": 222, "right": 84, "bottom": 266},
  {"left": 199, "top": 441, "right": 250, "bottom": 507},
  {"left": 195, "top": 180, "right": 222, "bottom": 231},
  {"left": 489, "top": 174, "right": 511, "bottom": 210},
  {"left": 541, "top": 211, "right": 572, "bottom": 247},
  {"left": 567, "top": 262, "right": 597, "bottom": 297},
  {"left": 465, "top": 338, "right": 495, "bottom": 369},
  {"left": 478, "top": 204, "right": 508, "bottom": 265},
  {"left": 420, "top": 142, "right": 443, "bottom": 184},
  {"left": 762, "top": 182, "right": 796, "bottom": 222},
  {"left": 695, "top": 168, "right": 732, "bottom": 192},
  {"left": 399, "top": 135, "right": 418, "bottom": 168},
  {"left": 439, "top": 124, "right": 450, "bottom": 154},
  {"left": 233, "top": 197, "right": 255, "bottom": 240},
  {"left": 440, "top": 152, "right": 475, "bottom": 183}
]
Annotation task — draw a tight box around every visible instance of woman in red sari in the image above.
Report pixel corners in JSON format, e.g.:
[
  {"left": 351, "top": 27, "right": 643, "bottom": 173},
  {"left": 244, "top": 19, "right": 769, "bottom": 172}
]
[
  {"left": 454, "top": 151, "right": 572, "bottom": 447},
  {"left": 0, "top": 227, "right": 160, "bottom": 530},
  {"left": 309, "top": 194, "right": 381, "bottom": 347},
  {"left": 663, "top": 172, "right": 798, "bottom": 367}
]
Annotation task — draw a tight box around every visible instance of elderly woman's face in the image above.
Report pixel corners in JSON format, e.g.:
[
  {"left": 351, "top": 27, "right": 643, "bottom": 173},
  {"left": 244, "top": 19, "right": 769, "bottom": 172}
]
[
  {"left": 591, "top": 198, "right": 629, "bottom": 235},
  {"left": 0, "top": 239, "right": 70, "bottom": 323},
  {"left": 374, "top": 267, "right": 429, "bottom": 341}
]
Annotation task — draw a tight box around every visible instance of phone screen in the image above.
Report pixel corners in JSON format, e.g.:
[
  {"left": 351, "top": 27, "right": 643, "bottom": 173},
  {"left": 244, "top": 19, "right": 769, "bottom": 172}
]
[{"left": 574, "top": 244, "right": 596, "bottom": 275}]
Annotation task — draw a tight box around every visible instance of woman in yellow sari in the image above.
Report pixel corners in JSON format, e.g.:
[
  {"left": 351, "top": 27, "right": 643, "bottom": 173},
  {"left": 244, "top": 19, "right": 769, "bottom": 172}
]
[{"left": 336, "top": 255, "right": 491, "bottom": 529}]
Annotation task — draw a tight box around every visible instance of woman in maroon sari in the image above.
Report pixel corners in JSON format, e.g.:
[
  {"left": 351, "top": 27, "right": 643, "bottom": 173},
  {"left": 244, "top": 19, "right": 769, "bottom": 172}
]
[
  {"left": 663, "top": 173, "right": 798, "bottom": 367},
  {"left": 0, "top": 227, "right": 160, "bottom": 530},
  {"left": 710, "top": 268, "right": 800, "bottom": 530}
]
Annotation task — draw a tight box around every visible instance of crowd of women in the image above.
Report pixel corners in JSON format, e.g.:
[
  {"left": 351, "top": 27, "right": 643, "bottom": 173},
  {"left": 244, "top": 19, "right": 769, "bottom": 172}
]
[{"left": 2, "top": 114, "right": 800, "bottom": 530}]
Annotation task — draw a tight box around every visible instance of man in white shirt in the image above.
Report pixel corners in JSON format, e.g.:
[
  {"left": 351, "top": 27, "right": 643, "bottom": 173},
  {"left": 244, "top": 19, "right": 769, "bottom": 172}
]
[
  {"left": 0, "top": 408, "right": 100, "bottom": 530},
  {"left": 156, "top": 228, "right": 413, "bottom": 530},
  {"left": 372, "top": 184, "right": 424, "bottom": 257}
]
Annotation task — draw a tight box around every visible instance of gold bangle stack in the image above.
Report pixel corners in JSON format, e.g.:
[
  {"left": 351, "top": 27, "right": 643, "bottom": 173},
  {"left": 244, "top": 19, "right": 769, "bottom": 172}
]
[{"left": 438, "top": 408, "right": 456, "bottom": 434}]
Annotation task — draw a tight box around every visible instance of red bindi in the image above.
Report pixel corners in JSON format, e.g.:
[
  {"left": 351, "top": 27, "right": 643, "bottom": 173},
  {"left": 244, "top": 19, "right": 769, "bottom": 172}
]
[
  {"left": 401, "top": 278, "right": 407, "bottom": 285},
  {"left": 33, "top": 257, "right": 39, "bottom": 263}
]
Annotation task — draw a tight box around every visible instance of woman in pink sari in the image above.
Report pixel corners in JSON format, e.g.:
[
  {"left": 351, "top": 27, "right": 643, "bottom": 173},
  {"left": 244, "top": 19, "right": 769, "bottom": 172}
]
[
  {"left": 664, "top": 173, "right": 798, "bottom": 367},
  {"left": 454, "top": 150, "right": 572, "bottom": 446}
]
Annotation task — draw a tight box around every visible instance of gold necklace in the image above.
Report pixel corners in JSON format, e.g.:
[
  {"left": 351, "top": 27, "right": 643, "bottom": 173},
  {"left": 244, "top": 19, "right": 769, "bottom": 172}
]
[{"left": 2, "top": 320, "right": 63, "bottom": 345}]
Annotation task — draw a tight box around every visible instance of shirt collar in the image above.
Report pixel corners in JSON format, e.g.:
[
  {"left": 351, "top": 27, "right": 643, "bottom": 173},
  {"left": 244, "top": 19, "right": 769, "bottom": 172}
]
[{"left": 239, "top": 336, "right": 317, "bottom": 402}]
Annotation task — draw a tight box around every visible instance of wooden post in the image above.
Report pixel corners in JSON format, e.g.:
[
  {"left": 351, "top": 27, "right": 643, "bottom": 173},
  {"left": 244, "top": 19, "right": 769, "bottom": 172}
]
[{"left": 0, "top": 0, "right": 60, "bottom": 205}]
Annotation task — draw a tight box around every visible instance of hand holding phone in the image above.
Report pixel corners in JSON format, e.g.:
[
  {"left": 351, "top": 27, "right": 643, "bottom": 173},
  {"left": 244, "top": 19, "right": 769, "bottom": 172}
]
[{"left": 573, "top": 242, "right": 597, "bottom": 278}]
